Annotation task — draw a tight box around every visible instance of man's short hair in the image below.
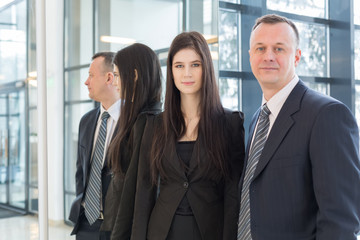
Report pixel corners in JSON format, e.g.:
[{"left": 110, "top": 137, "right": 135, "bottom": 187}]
[
  {"left": 92, "top": 52, "right": 115, "bottom": 72},
  {"left": 252, "top": 14, "right": 300, "bottom": 48}
]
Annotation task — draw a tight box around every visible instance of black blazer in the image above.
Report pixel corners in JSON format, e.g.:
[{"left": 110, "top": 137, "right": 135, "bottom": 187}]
[
  {"left": 100, "top": 103, "right": 162, "bottom": 238},
  {"left": 68, "top": 107, "right": 113, "bottom": 234},
  {"left": 131, "top": 109, "right": 245, "bottom": 240},
  {"left": 241, "top": 80, "right": 360, "bottom": 240}
]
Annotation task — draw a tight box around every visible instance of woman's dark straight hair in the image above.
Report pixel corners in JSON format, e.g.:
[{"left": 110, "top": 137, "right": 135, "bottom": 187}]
[
  {"left": 150, "top": 31, "right": 228, "bottom": 184},
  {"left": 109, "top": 43, "right": 162, "bottom": 176}
]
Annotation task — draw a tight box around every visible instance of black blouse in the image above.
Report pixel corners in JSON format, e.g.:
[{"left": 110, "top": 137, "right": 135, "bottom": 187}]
[{"left": 175, "top": 141, "right": 195, "bottom": 216}]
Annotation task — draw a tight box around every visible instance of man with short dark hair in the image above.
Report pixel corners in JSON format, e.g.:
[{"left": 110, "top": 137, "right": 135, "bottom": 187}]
[
  {"left": 69, "top": 52, "right": 120, "bottom": 240},
  {"left": 237, "top": 14, "right": 360, "bottom": 240}
]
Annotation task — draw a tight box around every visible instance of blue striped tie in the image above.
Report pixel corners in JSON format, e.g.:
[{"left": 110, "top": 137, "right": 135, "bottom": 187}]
[
  {"left": 237, "top": 104, "right": 271, "bottom": 240},
  {"left": 84, "top": 111, "right": 110, "bottom": 225}
]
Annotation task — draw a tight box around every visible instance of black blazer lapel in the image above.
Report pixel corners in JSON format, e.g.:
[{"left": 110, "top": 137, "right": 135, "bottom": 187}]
[
  {"left": 252, "top": 81, "right": 308, "bottom": 180},
  {"left": 163, "top": 142, "right": 187, "bottom": 179},
  {"left": 187, "top": 137, "right": 205, "bottom": 178}
]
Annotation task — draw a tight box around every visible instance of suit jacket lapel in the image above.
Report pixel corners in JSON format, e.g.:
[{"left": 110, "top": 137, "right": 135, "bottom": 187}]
[
  {"left": 187, "top": 137, "right": 204, "bottom": 177},
  {"left": 85, "top": 108, "right": 100, "bottom": 182},
  {"left": 163, "top": 141, "right": 187, "bottom": 179},
  {"left": 252, "top": 81, "right": 308, "bottom": 180}
]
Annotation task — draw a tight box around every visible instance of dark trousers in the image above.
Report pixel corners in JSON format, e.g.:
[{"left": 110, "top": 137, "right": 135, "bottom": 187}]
[{"left": 76, "top": 211, "right": 103, "bottom": 240}]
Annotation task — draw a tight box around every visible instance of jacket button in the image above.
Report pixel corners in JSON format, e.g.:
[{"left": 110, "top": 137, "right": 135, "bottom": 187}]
[{"left": 183, "top": 181, "right": 189, "bottom": 189}]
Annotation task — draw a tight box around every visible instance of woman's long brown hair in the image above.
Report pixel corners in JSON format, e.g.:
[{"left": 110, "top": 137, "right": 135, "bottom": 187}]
[{"left": 150, "top": 32, "right": 229, "bottom": 184}]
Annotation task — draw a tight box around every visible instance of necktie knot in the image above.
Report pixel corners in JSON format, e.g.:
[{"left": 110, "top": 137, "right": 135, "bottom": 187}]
[
  {"left": 260, "top": 104, "right": 271, "bottom": 118},
  {"left": 101, "top": 111, "right": 110, "bottom": 121}
]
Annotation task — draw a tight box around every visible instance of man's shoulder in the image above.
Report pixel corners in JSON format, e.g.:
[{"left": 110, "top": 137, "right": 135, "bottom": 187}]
[
  {"left": 79, "top": 107, "right": 99, "bottom": 126},
  {"left": 303, "top": 86, "right": 343, "bottom": 109}
]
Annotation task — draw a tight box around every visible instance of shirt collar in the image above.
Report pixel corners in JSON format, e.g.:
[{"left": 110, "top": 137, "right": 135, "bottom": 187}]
[
  {"left": 100, "top": 99, "right": 121, "bottom": 122},
  {"left": 261, "top": 75, "right": 299, "bottom": 119}
]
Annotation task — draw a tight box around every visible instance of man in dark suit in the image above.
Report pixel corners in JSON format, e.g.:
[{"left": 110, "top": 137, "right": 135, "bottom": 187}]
[
  {"left": 237, "top": 14, "right": 360, "bottom": 240},
  {"left": 69, "top": 52, "right": 120, "bottom": 240}
]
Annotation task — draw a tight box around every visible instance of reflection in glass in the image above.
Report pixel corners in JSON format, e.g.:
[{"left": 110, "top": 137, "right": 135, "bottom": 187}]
[
  {"left": 219, "top": 10, "right": 239, "bottom": 71},
  {"left": 295, "top": 21, "right": 327, "bottom": 77},
  {"left": 355, "top": 30, "right": 360, "bottom": 80},
  {"left": 65, "top": 68, "right": 91, "bottom": 102},
  {"left": 219, "top": 78, "right": 240, "bottom": 110},
  {"left": 267, "top": 0, "right": 326, "bottom": 18}
]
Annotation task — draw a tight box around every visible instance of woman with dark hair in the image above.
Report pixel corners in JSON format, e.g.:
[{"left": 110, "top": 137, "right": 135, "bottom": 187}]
[
  {"left": 131, "top": 32, "right": 245, "bottom": 240},
  {"left": 99, "top": 43, "right": 162, "bottom": 239}
]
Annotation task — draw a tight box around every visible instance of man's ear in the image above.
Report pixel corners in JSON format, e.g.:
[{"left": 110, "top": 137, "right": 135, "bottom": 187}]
[
  {"left": 107, "top": 72, "right": 114, "bottom": 84},
  {"left": 294, "top": 49, "right": 301, "bottom": 67}
]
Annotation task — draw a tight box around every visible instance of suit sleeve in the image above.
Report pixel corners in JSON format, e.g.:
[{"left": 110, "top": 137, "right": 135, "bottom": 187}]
[
  {"left": 111, "top": 113, "right": 148, "bottom": 240},
  {"left": 75, "top": 119, "right": 85, "bottom": 197},
  {"left": 130, "top": 116, "right": 157, "bottom": 240},
  {"left": 223, "top": 111, "right": 245, "bottom": 240},
  {"left": 310, "top": 102, "right": 360, "bottom": 239}
]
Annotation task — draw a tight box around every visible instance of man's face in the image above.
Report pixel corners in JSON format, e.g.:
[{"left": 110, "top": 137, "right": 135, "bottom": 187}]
[
  {"left": 84, "top": 57, "right": 109, "bottom": 102},
  {"left": 249, "top": 22, "right": 301, "bottom": 97}
]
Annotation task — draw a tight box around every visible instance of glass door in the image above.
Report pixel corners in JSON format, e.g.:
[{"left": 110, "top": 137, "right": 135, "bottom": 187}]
[{"left": 0, "top": 90, "right": 26, "bottom": 210}]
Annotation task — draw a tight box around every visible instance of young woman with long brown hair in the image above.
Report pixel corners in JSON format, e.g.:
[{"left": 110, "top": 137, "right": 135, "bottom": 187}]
[{"left": 131, "top": 32, "right": 245, "bottom": 240}]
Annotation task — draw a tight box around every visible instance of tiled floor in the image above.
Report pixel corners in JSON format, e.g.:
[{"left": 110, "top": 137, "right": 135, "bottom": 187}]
[{"left": 0, "top": 215, "right": 75, "bottom": 240}]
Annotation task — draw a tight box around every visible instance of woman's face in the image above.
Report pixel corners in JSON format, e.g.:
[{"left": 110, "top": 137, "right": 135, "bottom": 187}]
[
  {"left": 112, "top": 65, "right": 122, "bottom": 97},
  {"left": 172, "top": 48, "right": 203, "bottom": 98}
]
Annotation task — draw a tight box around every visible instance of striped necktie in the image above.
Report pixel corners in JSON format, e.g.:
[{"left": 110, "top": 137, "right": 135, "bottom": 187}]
[
  {"left": 84, "top": 111, "right": 110, "bottom": 225},
  {"left": 237, "top": 104, "right": 271, "bottom": 240}
]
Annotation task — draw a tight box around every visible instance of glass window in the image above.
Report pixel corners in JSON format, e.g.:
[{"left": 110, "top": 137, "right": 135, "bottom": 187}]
[
  {"left": 219, "top": 78, "right": 240, "bottom": 110},
  {"left": 0, "top": 0, "right": 27, "bottom": 84},
  {"left": 65, "top": 68, "right": 91, "bottom": 102},
  {"left": 220, "top": 0, "right": 239, "bottom": 3},
  {"left": 219, "top": 10, "right": 239, "bottom": 71},
  {"left": 64, "top": 0, "right": 93, "bottom": 68},
  {"left": 355, "top": 0, "right": 360, "bottom": 25},
  {"left": 295, "top": 20, "right": 327, "bottom": 77},
  {"left": 355, "top": 30, "right": 360, "bottom": 80},
  {"left": 98, "top": 0, "right": 182, "bottom": 52},
  {"left": 29, "top": 108, "right": 37, "bottom": 186},
  {"left": 267, "top": 0, "right": 326, "bottom": 18},
  {"left": 8, "top": 91, "right": 26, "bottom": 208},
  {"left": 304, "top": 82, "right": 328, "bottom": 95}
]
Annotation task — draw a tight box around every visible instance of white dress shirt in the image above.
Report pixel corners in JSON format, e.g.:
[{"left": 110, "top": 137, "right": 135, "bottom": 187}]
[{"left": 251, "top": 75, "right": 299, "bottom": 145}]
